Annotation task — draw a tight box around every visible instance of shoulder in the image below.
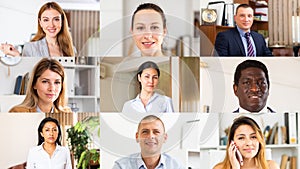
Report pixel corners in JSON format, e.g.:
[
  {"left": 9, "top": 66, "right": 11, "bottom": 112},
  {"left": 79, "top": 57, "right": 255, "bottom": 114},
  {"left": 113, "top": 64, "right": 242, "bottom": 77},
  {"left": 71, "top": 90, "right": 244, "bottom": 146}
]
[
  {"left": 212, "top": 163, "right": 223, "bottom": 169},
  {"left": 9, "top": 105, "right": 35, "bottom": 113},
  {"left": 114, "top": 153, "right": 139, "bottom": 167},
  {"left": 162, "top": 153, "right": 183, "bottom": 167},
  {"left": 57, "top": 145, "right": 71, "bottom": 154},
  {"left": 268, "top": 160, "right": 280, "bottom": 169}
]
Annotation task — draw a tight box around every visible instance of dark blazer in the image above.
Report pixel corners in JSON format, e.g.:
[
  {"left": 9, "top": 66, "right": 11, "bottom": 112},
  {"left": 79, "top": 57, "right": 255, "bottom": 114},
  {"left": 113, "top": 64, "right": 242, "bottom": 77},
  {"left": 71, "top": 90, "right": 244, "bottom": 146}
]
[
  {"left": 214, "top": 27, "right": 273, "bottom": 56},
  {"left": 233, "top": 107, "right": 275, "bottom": 113}
]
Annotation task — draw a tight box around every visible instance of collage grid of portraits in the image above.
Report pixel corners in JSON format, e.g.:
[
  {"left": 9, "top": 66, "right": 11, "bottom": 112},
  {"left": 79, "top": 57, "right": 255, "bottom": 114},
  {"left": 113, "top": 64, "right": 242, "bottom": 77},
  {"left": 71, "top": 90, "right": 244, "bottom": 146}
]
[{"left": 0, "top": 1, "right": 300, "bottom": 169}]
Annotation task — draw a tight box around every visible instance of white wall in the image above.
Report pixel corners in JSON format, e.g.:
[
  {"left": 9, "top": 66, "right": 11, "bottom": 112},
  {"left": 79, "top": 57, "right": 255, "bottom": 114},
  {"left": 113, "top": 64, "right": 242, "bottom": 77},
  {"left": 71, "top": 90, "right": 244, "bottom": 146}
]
[
  {"left": 0, "top": 1, "right": 46, "bottom": 45},
  {"left": 100, "top": 113, "right": 216, "bottom": 169},
  {"left": 200, "top": 57, "right": 300, "bottom": 113},
  {"left": 0, "top": 113, "right": 45, "bottom": 168}
]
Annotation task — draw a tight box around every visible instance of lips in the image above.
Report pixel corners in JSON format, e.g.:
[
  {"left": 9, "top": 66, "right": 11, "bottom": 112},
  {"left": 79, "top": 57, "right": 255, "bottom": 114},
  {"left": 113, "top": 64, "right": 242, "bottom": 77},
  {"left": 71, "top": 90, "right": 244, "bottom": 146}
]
[
  {"left": 142, "top": 42, "right": 155, "bottom": 48},
  {"left": 46, "top": 94, "right": 55, "bottom": 98}
]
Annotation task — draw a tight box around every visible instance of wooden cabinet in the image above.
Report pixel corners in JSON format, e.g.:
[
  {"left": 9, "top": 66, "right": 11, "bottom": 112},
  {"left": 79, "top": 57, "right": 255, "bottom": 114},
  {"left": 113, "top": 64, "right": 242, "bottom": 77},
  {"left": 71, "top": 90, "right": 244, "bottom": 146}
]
[{"left": 199, "top": 25, "right": 233, "bottom": 56}]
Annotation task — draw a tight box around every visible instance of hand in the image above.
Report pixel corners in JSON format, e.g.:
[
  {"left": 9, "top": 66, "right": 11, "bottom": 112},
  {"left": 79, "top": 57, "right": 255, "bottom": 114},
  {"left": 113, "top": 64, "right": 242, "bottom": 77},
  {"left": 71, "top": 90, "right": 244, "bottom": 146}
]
[
  {"left": 0, "top": 43, "right": 21, "bottom": 56},
  {"left": 228, "top": 141, "right": 243, "bottom": 169}
]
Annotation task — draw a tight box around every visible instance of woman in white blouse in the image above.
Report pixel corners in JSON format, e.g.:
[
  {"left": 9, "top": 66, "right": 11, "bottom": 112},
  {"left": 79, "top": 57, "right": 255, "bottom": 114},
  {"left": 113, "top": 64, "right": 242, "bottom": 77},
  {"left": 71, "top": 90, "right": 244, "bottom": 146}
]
[
  {"left": 26, "top": 117, "right": 72, "bottom": 169},
  {"left": 122, "top": 61, "right": 174, "bottom": 113}
]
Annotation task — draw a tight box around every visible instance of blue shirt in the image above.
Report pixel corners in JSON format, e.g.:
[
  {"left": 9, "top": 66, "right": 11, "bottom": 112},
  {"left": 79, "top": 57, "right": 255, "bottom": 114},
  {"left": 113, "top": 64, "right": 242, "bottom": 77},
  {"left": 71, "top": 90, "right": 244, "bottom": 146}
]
[
  {"left": 112, "top": 153, "right": 184, "bottom": 169},
  {"left": 122, "top": 92, "right": 174, "bottom": 113},
  {"left": 236, "top": 26, "right": 257, "bottom": 56}
]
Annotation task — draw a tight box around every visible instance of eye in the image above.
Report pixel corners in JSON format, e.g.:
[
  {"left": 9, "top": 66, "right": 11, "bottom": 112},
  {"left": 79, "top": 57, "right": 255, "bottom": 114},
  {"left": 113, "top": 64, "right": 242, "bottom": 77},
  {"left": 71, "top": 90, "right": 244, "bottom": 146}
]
[
  {"left": 42, "top": 80, "right": 48, "bottom": 84},
  {"left": 251, "top": 135, "right": 257, "bottom": 139},
  {"left": 136, "top": 26, "right": 145, "bottom": 31},
  {"left": 238, "top": 137, "right": 244, "bottom": 140},
  {"left": 151, "top": 26, "right": 160, "bottom": 30},
  {"left": 55, "top": 81, "right": 61, "bottom": 85},
  {"left": 54, "top": 18, "right": 61, "bottom": 21},
  {"left": 153, "top": 76, "right": 159, "bottom": 79},
  {"left": 42, "top": 18, "right": 49, "bottom": 22}
]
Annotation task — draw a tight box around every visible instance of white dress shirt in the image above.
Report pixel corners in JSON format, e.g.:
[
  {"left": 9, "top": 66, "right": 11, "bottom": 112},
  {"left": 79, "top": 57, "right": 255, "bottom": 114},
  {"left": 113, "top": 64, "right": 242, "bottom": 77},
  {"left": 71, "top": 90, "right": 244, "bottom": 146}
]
[{"left": 26, "top": 143, "right": 72, "bottom": 169}]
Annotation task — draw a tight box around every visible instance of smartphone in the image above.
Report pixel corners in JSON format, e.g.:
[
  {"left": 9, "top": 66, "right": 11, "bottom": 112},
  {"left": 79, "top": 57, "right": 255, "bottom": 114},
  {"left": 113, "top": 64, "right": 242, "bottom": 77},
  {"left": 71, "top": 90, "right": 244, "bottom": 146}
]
[{"left": 235, "top": 149, "right": 243, "bottom": 165}]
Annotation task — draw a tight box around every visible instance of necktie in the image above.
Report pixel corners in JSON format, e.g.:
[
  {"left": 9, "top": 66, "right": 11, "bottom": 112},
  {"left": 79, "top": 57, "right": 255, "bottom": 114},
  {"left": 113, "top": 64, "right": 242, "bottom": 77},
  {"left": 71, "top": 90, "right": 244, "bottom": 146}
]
[{"left": 245, "top": 32, "right": 254, "bottom": 57}]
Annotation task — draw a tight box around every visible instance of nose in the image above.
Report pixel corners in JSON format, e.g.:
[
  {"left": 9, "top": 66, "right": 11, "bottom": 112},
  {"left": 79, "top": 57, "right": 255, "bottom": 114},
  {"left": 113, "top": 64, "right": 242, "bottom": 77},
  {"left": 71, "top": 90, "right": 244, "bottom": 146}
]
[
  {"left": 143, "top": 31, "right": 153, "bottom": 39},
  {"left": 48, "top": 82, "right": 55, "bottom": 91},
  {"left": 249, "top": 82, "right": 260, "bottom": 91},
  {"left": 148, "top": 131, "right": 155, "bottom": 139},
  {"left": 245, "top": 137, "right": 253, "bottom": 145}
]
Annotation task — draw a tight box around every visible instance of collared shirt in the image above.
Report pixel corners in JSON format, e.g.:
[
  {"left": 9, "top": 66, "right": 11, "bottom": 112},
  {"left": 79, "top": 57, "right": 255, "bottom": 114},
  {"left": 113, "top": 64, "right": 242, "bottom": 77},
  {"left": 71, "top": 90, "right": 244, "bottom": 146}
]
[
  {"left": 122, "top": 92, "right": 174, "bottom": 113},
  {"left": 112, "top": 153, "right": 184, "bottom": 169},
  {"left": 26, "top": 143, "right": 72, "bottom": 169},
  {"left": 237, "top": 105, "right": 275, "bottom": 114},
  {"left": 236, "top": 26, "right": 257, "bottom": 56}
]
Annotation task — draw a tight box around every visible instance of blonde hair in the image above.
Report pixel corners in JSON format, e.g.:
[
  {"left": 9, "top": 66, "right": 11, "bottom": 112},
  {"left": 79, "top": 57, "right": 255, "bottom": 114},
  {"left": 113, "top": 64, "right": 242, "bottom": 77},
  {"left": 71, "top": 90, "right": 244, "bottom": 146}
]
[
  {"left": 218, "top": 116, "right": 269, "bottom": 169},
  {"left": 32, "top": 1, "right": 75, "bottom": 56},
  {"left": 18, "top": 58, "right": 68, "bottom": 112}
]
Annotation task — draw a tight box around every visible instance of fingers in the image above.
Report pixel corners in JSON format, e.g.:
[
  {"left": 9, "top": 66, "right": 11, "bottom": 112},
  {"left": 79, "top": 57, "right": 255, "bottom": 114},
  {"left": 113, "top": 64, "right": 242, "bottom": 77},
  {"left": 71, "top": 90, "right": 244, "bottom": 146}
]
[{"left": 0, "top": 43, "right": 20, "bottom": 56}]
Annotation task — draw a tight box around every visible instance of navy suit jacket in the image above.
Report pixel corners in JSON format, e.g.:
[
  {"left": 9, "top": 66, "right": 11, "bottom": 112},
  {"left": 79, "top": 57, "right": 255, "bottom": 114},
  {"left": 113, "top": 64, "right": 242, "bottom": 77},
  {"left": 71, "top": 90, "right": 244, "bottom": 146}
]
[{"left": 214, "top": 27, "right": 273, "bottom": 56}]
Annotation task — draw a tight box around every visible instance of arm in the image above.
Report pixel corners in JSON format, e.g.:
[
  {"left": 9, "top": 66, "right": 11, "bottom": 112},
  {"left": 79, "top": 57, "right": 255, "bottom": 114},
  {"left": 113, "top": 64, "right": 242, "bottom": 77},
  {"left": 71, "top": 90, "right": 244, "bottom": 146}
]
[
  {"left": 166, "top": 97, "right": 174, "bottom": 113},
  {"left": 26, "top": 148, "right": 35, "bottom": 169},
  {"left": 214, "top": 32, "right": 229, "bottom": 56},
  {"left": 112, "top": 162, "right": 122, "bottom": 169},
  {"left": 65, "top": 147, "right": 72, "bottom": 169}
]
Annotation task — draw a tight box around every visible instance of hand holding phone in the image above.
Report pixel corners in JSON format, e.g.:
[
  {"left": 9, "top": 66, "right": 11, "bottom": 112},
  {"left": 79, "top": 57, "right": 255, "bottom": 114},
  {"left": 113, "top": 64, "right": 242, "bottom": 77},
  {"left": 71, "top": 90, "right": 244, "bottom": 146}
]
[{"left": 235, "top": 149, "right": 243, "bottom": 166}]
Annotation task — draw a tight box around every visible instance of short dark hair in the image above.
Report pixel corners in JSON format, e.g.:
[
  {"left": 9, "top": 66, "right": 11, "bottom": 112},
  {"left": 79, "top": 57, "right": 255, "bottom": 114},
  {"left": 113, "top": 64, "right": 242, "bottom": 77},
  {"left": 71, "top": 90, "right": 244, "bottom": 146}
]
[
  {"left": 235, "top": 3, "right": 254, "bottom": 15},
  {"left": 234, "top": 59, "right": 270, "bottom": 88},
  {"left": 37, "top": 117, "right": 62, "bottom": 146},
  {"left": 131, "top": 3, "right": 166, "bottom": 30},
  {"left": 137, "top": 115, "right": 165, "bottom": 132},
  {"left": 137, "top": 61, "right": 160, "bottom": 90}
]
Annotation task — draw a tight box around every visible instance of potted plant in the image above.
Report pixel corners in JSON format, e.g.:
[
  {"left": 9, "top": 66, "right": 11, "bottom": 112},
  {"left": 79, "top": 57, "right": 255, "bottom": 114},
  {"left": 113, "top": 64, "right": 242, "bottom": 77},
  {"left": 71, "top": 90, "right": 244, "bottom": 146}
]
[{"left": 67, "top": 116, "right": 100, "bottom": 169}]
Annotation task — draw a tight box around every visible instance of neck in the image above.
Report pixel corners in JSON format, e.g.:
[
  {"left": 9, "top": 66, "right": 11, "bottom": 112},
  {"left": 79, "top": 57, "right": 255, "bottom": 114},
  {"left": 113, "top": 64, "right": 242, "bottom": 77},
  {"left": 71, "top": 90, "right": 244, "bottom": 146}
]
[
  {"left": 140, "top": 90, "right": 154, "bottom": 99},
  {"left": 38, "top": 102, "right": 53, "bottom": 113},
  {"left": 142, "top": 154, "right": 161, "bottom": 169},
  {"left": 43, "top": 142, "right": 57, "bottom": 157},
  {"left": 142, "top": 49, "right": 163, "bottom": 57},
  {"left": 46, "top": 36, "right": 58, "bottom": 46},
  {"left": 241, "top": 158, "right": 257, "bottom": 168}
]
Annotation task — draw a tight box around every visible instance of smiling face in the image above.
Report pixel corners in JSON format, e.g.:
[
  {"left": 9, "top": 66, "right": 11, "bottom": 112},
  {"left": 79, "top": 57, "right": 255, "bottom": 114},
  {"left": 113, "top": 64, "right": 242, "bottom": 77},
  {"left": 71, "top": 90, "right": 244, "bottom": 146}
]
[
  {"left": 233, "top": 124, "right": 259, "bottom": 159},
  {"left": 131, "top": 9, "right": 166, "bottom": 56},
  {"left": 234, "top": 67, "right": 269, "bottom": 112},
  {"left": 40, "top": 121, "right": 59, "bottom": 145},
  {"left": 234, "top": 7, "right": 254, "bottom": 32},
  {"left": 138, "top": 68, "right": 159, "bottom": 94},
  {"left": 136, "top": 119, "right": 167, "bottom": 157},
  {"left": 39, "top": 8, "right": 62, "bottom": 39},
  {"left": 34, "top": 69, "right": 62, "bottom": 107}
]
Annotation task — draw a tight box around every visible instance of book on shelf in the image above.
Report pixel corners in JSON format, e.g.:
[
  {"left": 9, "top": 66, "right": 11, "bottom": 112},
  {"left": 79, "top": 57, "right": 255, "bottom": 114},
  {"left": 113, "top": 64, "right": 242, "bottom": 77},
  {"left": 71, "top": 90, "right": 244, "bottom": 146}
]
[
  {"left": 284, "top": 112, "right": 297, "bottom": 144},
  {"left": 13, "top": 72, "right": 29, "bottom": 95},
  {"left": 280, "top": 154, "right": 297, "bottom": 169}
]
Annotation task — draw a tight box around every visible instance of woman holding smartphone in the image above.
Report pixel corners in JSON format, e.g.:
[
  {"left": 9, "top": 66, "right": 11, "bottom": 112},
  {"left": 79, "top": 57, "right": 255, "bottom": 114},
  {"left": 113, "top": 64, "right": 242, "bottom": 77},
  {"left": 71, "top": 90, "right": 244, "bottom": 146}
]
[{"left": 213, "top": 116, "right": 279, "bottom": 169}]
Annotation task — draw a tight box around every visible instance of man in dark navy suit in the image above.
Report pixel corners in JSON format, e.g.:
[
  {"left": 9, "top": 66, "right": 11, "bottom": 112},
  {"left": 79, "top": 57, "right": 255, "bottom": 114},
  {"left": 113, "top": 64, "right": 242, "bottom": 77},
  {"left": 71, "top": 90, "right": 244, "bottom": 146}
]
[
  {"left": 214, "top": 4, "right": 273, "bottom": 56},
  {"left": 233, "top": 60, "right": 275, "bottom": 113}
]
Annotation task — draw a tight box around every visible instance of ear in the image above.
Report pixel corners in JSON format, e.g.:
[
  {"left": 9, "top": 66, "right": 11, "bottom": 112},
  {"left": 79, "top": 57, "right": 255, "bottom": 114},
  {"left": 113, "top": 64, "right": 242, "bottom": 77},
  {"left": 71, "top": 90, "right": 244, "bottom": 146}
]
[
  {"left": 135, "top": 132, "right": 139, "bottom": 143},
  {"left": 138, "top": 74, "right": 142, "bottom": 82},
  {"left": 163, "top": 133, "right": 168, "bottom": 143},
  {"left": 40, "top": 132, "right": 44, "bottom": 138},
  {"left": 163, "top": 28, "right": 167, "bottom": 37},
  {"left": 233, "top": 84, "right": 238, "bottom": 96}
]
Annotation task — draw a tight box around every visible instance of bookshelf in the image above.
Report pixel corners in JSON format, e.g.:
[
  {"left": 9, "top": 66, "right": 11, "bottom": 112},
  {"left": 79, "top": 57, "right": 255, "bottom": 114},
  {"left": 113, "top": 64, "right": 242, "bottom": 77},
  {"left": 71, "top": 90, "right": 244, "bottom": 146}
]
[
  {"left": 0, "top": 57, "right": 100, "bottom": 113},
  {"left": 184, "top": 113, "right": 300, "bottom": 168}
]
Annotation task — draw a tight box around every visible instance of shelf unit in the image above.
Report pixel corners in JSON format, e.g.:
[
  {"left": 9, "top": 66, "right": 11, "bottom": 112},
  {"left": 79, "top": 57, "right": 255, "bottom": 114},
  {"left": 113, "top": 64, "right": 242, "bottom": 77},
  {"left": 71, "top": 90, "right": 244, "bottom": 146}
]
[
  {"left": 0, "top": 57, "right": 100, "bottom": 113},
  {"left": 185, "top": 113, "right": 300, "bottom": 168},
  {"left": 65, "top": 57, "right": 100, "bottom": 112}
]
